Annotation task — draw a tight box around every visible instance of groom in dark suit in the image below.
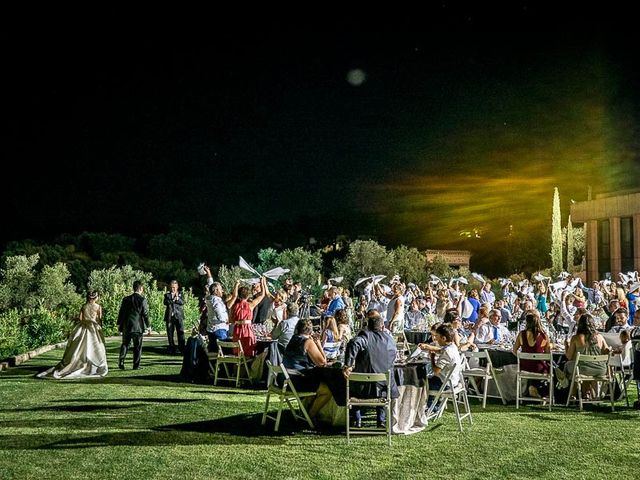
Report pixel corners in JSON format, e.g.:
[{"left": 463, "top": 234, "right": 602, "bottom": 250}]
[{"left": 117, "top": 280, "right": 150, "bottom": 370}]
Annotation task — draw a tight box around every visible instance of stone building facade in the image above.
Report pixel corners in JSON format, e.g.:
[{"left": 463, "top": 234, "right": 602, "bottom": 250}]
[
  {"left": 570, "top": 190, "right": 640, "bottom": 283},
  {"left": 424, "top": 249, "right": 471, "bottom": 269}
]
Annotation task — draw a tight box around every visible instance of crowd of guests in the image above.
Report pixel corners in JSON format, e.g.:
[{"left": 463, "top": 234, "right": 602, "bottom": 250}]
[{"left": 192, "top": 266, "right": 640, "bottom": 423}]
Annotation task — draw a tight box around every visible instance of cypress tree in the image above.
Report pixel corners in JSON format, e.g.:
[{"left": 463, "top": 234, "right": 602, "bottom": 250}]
[
  {"left": 566, "top": 215, "right": 574, "bottom": 271},
  {"left": 551, "top": 187, "right": 563, "bottom": 275}
]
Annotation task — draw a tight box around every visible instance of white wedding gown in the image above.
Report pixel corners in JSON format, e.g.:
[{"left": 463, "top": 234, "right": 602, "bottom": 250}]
[{"left": 37, "top": 302, "right": 108, "bottom": 379}]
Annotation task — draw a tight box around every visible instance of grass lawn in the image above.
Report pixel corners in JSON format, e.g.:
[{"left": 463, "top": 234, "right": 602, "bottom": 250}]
[{"left": 1, "top": 338, "right": 638, "bottom": 480}]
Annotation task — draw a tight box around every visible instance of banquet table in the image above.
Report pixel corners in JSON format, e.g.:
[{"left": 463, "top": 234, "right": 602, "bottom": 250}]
[
  {"left": 477, "top": 346, "right": 566, "bottom": 401},
  {"left": 314, "top": 362, "right": 431, "bottom": 434}
]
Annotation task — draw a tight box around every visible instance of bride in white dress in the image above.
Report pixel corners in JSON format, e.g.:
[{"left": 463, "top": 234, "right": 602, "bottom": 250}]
[{"left": 37, "top": 291, "right": 108, "bottom": 379}]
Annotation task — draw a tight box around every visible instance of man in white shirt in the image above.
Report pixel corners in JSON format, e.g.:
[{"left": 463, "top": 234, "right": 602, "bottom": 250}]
[
  {"left": 270, "top": 302, "right": 300, "bottom": 349},
  {"left": 205, "top": 282, "right": 230, "bottom": 349},
  {"left": 476, "top": 309, "right": 510, "bottom": 344},
  {"left": 608, "top": 308, "right": 630, "bottom": 334}
]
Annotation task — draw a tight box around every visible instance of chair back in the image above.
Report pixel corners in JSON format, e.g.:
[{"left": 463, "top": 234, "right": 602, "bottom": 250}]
[
  {"left": 430, "top": 363, "right": 457, "bottom": 395},
  {"left": 463, "top": 350, "right": 491, "bottom": 372},
  {"left": 265, "top": 360, "right": 294, "bottom": 390},
  {"left": 217, "top": 340, "right": 244, "bottom": 357},
  {"left": 576, "top": 353, "right": 610, "bottom": 363},
  {"left": 517, "top": 351, "right": 552, "bottom": 369},
  {"left": 575, "top": 352, "right": 611, "bottom": 379},
  {"left": 349, "top": 372, "right": 389, "bottom": 383},
  {"left": 346, "top": 370, "right": 392, "bottom": 402}
]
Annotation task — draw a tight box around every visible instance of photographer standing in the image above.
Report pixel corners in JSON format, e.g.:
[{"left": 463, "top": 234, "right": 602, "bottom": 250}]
[{"left": 164, "top": 280, "right": 185, "bottom": 354}]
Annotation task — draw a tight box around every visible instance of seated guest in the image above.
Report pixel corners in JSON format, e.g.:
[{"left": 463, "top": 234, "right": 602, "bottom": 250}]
[
  {"left": 335, "top": 308, "right": 352, "bottom": 342},
  {"left": 282, "top": 319, "right": 331, "bottom": 421},
  {"left": 321, "top": 315, "right": 342, "bottom": 360},
  {"left": 476, "top": 309, "right": 510, "bottom": 344},
  {"left": 270, "top": 302, "right": 300, "bottom": 349},
  {"left": 608, "top": 308, "right": 630, "bottom": 334},
  {"left": 603, "top": 299, "right": 621, "bottom": 332},
  {"left": 564, "top": 314, "right": 610, "bottom": 398},
  {"left": 442, "top": 308, "right": 476, "bottom": 352},
  {"left": 512, "top": 310, "right": 551, "bottom": 398},
  {"left": 417, "top": 322, "right": 443, "bottom": 353},
  {"left": 427, "top": 324, "right": 464, "bottom": 403},
  {"left": 495, "top": 299, "right": 512, "bottom": 325},
  {"left": 342, "top": 310, "right": 398, "bottom": 428},
  {"left": 405, "top": 298, "right": 426, "bottom": 330},
  {"left": 630, "top": 310, "right": 640, "bottom": 339}
]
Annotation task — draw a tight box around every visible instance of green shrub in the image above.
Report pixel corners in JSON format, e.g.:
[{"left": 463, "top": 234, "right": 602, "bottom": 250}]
[
  {"left": 0, "top": 254, "right": 40, "bottom": 310},
  {"left": 0, "top": 309, "right": 24, "bottom": 358},
  {"left": 21, "top": 307, "right": 70, "bottom": 351}
]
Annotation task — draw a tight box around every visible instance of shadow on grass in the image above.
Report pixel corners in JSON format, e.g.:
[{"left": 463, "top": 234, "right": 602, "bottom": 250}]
[
  {"left": 0, "top": 414, "right": 299, "bottom": 450},
  {"left": 1, "top": 404, "right": 140, "bottom": 413},
  {"left": 48, "top": 398, "right": 200, "bottom": 404}
]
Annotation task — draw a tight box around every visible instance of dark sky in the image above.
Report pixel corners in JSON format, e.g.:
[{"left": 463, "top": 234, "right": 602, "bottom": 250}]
[{"left": 5, "top": 6, "right": 640, "bottom": 251}]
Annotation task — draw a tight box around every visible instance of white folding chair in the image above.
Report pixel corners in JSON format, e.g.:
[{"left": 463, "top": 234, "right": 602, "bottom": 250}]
[
  {"left": 261, "top": 361, "right": 316, "bottom": 432},
  {"left": 516, "top": 352, "right": 554, "bottom": 411},
  {"left": 462, "top": 350, "right": 506, "bottom": 408},
  {"left": 426, "top": 364, "right": 472, "bottom": 432},
  {"left": 213, "top": 340, "right": 253, "bottom": 387},
  {"left": 565, "top": 353, "right": 614, "bottom": 412},
  {"left": 346, "top": 370, "right": 392, "bottom": 446},
  {"left": 610, "top": 340, "right": 633, "bottom": 406}
]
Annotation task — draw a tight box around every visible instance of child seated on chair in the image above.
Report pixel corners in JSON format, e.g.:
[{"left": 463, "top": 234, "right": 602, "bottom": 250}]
[
  {"left": 424, "top": 324, "right": 463, "bottom": 406},
  {"left": 321, "top": 315, "right": 342, "bottom": 360},
  {"left": 417, "top": 322, "right": 443, "bottom": 354}
]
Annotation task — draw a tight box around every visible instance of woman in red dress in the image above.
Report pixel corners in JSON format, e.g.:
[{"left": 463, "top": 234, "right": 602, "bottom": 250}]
[
  {"left": 512, "top": 309, "right": 551, "bottom": 398},
  {"left": 229, "top": 277, "right": 267, "bottom": 357}
]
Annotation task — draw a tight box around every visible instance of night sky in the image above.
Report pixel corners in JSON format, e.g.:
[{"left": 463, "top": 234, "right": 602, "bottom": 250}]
[{"left": 5, "top": 7, "right": 640, "bottom": 254}]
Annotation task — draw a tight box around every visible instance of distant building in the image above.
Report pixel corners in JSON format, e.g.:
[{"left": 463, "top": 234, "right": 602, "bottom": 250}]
[
  {"left": 570, "top": 190, "right": 640, "bottom": 283},
  {"left": 425, "top": 249, "right": 471, "bottom": 269}
]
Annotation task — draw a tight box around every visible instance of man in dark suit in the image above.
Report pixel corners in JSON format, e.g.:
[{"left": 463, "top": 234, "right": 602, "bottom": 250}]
[
  {"left": 342, "top": 309, "right": 398, "bottom": 428},
  {"left": 164, "top": 280, "right": 185, "bottom": 354},
  {"left": 117, "top": 280, "right": 150, "bottom": 370}
]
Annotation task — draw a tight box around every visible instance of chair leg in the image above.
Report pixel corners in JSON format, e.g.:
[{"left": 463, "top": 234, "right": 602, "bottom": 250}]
[
  {"left": 244, "top": 359, "right": 253, "bottom": 385},
  {"left": 214, "top": 360, "right": 220, "bottom": 386},
  {"left": 482, "top": 376, "right": 488, "bottom": 409},
  {"left": 548, "top": 375, "right": 554, "bottom": 412},
  {"left": 566, "top": 374, "right": 576, "bottom": 407},
  {"left": 235, "top": 363, "right": 241, "bottom": 388},
  {"left": 262, "top": 392, "right": 271, "bottom": 425},
  {"left": 578, "top": 380, "right": 583, "bottom": 411},
  {"left": 621, "top": 369, "right": 629, "bottom": 407},
  {"left": 275, "top": 394, "right": 285, "bottom": 432},
  {"left": 452, "top": 393, "right": 463, "bottom": 432},
  {"left": 516, "top": 375, "right": 520, "bottom": 410},
  {"left": 387, "top": 403, "right": 391, "bottom": 446},
  {"left": 610, "top": 377, "right": 615, "bottom": 413},
  {"left": 463, "top": 390, "right": 473, "bottom": 425}
]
